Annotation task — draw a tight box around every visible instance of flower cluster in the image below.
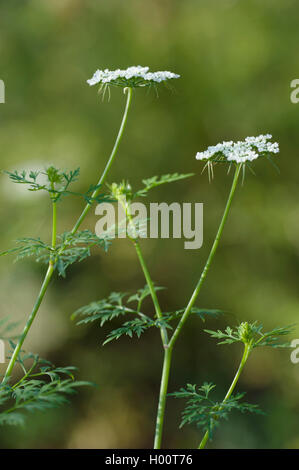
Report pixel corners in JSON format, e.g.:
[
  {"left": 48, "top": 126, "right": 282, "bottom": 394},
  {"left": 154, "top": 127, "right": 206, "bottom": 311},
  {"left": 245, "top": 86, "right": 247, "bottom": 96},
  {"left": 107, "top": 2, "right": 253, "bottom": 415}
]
[
  {"left": 196, "top": 134, "right": 279, "bottom": 164},
  {"left": 87, "top": 65, "right": 180, "bottom": 88}
]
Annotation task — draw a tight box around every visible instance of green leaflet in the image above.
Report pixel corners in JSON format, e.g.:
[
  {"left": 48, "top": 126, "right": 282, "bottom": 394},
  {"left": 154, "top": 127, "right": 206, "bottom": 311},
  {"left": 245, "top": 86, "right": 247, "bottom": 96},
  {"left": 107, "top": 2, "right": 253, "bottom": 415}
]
[
  {"left": 73, "top": 285, "right": 223, "bottom": 345},
  {"left": 0, "top": 348, "right": 92, "bottom": 427},
  {"left": 0, "top": 230, "right": 112, "bottom": 277},
  {"left": 169, "top": 383, "right": 262, "bottom": 438},
  {"left": 205, "top": 322, "right": 293, "bottom": 348}
]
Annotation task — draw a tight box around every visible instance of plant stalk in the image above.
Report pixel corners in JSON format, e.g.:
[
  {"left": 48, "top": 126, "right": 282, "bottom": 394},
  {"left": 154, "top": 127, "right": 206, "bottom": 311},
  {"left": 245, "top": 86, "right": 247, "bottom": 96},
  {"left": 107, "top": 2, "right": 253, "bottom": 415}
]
[
  {"left": 153, "top": 164, "right": 242, "bottom": 448},
  {"left": 70, "top": 87, "right": 133, "bottom": 236},
  {"left": 198, "top": 342, "right": 251, "bottom": 449},
  {"left": 133, "top": 241, "right": 169, "bottom": 345},
  {"left": 154, "top": 347, "right": 173, "bottom": 449},
  {"left": 3, "top": 264, "right": 55, "bottom": 380},
  {"left": 2, "top": 87, "right": 133, "bottom": 381},
  {"left": 169, "top": 164, "right": 241, "bottom": 350}
]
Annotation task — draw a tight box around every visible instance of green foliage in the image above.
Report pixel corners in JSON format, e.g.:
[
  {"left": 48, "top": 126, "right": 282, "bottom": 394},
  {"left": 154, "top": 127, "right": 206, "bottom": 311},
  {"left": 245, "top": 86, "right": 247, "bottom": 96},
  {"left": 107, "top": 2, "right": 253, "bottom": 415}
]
[
  {"left": 135, "top": 173, "right": 194, "bottom": 197},
  {"left": 0, "top": 230, "right": 112, "bottom": 277},
  {"left": 72, "top": 291, "right": 136, "bottom": 326},
  {"left": 73, "top": 286, "right": 222, "bottom": 344},
  {"left": 103, "top": 318, "right": 154, "bottom": 345},
  {"left": 72, "top": 288, "right": 155, "bottom": 344},
  {"left": 3, "top": 167, "right": 112, "bottom": 204},
  {"left": 0, "top": 348, "right": 91, "bottom": 427},
  {"left": 0, "top": 238, "right": 51, "bottom": 263},
  {"left": 205, "top": 322, "right": 293, "bottom": 349},
  {"left": 161, "top": 307, "right": 223, "bottom": 324},
  {"left": 1, "top": 166, "right": 114, "bottom": 278},
  {"left": 4, "top": 167, "right": 80, "bottom": 202},
  {"left": 170, "top": 383, "right": 262, "bottom": 438},
  {"left": 127, "top": 285, "right": 166, "bottom": 311},
  {"left": 55, "top": 230, "right": 112, "bottom": 277},
  {"left": 109, "top": 173, "right": 194, "bottom": 203}
]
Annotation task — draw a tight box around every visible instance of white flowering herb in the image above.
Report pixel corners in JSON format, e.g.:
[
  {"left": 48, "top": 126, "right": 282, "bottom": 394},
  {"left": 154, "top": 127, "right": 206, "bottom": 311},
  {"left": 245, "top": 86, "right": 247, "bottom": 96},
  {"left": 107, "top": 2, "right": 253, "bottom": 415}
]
[
  {"left": 87, "top": 65, "right": 180, "bottom": 90},
  {"left": 0, "top": 67, "right": 289, "bottom": 452},
  {"left": 196, "top": 134, "right": 279, "bottom": 182},
  {"left": 196, "top": 134, "right": 279, "bottom": 164}
]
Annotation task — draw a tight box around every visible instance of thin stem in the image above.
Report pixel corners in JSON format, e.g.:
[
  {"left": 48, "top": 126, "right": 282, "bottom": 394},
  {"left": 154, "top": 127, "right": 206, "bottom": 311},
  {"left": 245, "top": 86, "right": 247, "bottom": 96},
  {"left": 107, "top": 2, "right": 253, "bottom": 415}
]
[
  {"left": 69, "top": 87, "right": 133, "bottom": 236},
  {"left": 3, "top": 264, "right": 55, "bottom": 381},
  {"left": 131, "top": 238, "right": 170, "bottom": 448},
  {"left": 11, "top": 357, "right": 38, "bottom": 390},
  {"left": 50, "top": 186, "right": 57, "bottom": 265},
  {"left": 52, "top": 202, "right": 57, "bottom": 249},
  {"left": 127, "top": 221, "right": 171, "bottom": 448},
  {"left": 198, "top": 343, "right": 251, "bottom": 449},
  {"left": 154, "top": 348, "right": 173, "bottom": 449},
  {"left": 154, "top": 164, "right": 242, "bottom": 448},
  {"left": 133, "top": 242, "right": 162, "bottom": 319},
  {"left": 2, "top": 88, "right": 133, "bottom": 381},
  {"left": 133, "top": 241, "right": 168, "bottom": 346},
  {"left": 123, "top": 202, "right": 167, "bottom": 344},
  {"left": 168, "top": 164, "right": 242, "bottom": 350}
]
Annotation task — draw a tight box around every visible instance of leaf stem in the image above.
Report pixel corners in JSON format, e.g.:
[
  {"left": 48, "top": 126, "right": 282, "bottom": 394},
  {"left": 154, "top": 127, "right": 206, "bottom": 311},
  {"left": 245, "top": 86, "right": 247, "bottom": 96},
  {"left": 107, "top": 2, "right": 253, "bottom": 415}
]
[
  {"left": 198, "top": 342, "right": 252, "bottom": 449},
  {"left": 3, "top": 264, "right": 55, "bottom": 381},
  {"left": 2, "top": 88, "right": 133, "bottom": 381},
  {"left": 70, "top": 87, "right": 133, "bottom": 236},
  {"left": 50, "top": 185, "right": 57, "bottom": 264},
  {"left": 154, "top": 347, "right": 173, "bottom": 449},
  {"left": 133, "top": 241, "right": 168, "bottom": 346},
  {"left": 169, "top": 164, "right": 241, "bottom": 350},
  {"left": 154, "top": 164, "right": 242, "bottom": 448}
]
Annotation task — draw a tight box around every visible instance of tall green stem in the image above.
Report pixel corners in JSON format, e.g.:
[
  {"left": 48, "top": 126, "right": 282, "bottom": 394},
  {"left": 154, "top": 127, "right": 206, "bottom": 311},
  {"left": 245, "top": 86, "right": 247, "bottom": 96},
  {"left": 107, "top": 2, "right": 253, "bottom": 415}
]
[
  {"left": 198, "top": 342, "right": 251, "bottom": 449},
  {"left": 50, "top": 185, "right": 57, "bottom": 261},
  {"left": 3, "top": 264, "right": 55, "bottom": 380},
  {"left": 133, "top": 241, "right": 168, "bottom": 346},
  {"left": 130, "top": 238, "right": 170, "bottom": 447},
  {"left": 154, "top": 164, "right": 242, "bottom": 448},
  {"left": 2, "top": 87, "right": 133, "bottom": 381},
  {"left": 169, "top": 164, "right": 241, "bottom": 350},
  {"left": 154, "top": 347, "right": 173, "bottom": 449},
  {"left": 70, "top": 87, "right": 133, "bottom": 236}
]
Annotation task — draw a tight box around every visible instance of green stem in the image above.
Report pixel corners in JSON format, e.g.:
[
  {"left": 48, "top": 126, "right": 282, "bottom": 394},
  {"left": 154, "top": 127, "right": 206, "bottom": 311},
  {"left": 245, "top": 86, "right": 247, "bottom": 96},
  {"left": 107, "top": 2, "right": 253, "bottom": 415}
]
[
  {"left": 168, "top": 164, "right": 242, "bottom": 350},
  {"left": 52, "top": 202, "right": 57, "bottom": 249},
  {"left": 123, "top": 201, "right": 167, "bottom": 343},
  {"left": 154, "top": 347, "right": 173, "bottom": 449},
  {"left": 131, "top": 238, "right": 170, "bottom": 448},
  {"left": 2, "top": 87, "right": 133, "bottom": 381},
  {"left": 70, "top": 87, "right": 133, "bottom": 236},
  {"left": 3, "top": 264, "right": 55, "bottom": 381},
  {"left": 133, "top": 241, "right": 168, "bottom": 346},
  {"left": 154, "top": 164, "right": 242, "bottom": 448},
  {"left": 11, "top": 358, "right": 38, "bottom": 390},
  {"left": 198, "top": 342, "right": 251, "bottom": 449},
  {"left": 50, "top": 187, "right": 57, "bottom": 263}
]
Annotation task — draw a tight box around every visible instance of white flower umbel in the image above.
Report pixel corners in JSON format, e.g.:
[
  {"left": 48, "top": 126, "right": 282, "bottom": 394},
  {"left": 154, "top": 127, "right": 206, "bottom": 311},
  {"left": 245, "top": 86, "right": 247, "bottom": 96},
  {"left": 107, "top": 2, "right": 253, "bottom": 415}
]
[
  {"left": 87, "top": 65, "right": 180, "bottom": 89},
  {"left": 196, "top": 134, "right": 279, "bottom": 164}
]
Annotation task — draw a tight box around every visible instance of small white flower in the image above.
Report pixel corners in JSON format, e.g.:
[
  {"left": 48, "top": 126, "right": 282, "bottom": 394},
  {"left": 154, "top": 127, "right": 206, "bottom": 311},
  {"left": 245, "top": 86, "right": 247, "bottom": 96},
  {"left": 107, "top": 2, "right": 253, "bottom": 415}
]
[
  {"left": 196, "top": 134, "right": 279, "bottom": 165},
  {"left": 87, "top": 65, "right": 180, "bottom": 88}
]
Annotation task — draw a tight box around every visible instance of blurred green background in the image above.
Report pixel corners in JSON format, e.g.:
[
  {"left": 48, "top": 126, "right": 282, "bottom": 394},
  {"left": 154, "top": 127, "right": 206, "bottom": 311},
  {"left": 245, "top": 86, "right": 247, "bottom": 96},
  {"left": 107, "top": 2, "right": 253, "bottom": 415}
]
[{"left": 0, "top": 0, "right": 299, "bottom": 449}]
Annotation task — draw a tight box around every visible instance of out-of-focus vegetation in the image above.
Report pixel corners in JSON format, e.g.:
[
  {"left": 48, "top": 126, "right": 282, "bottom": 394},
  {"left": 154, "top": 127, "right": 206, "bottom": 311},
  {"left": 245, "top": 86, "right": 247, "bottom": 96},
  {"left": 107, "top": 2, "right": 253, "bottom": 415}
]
[{"left": 0, "top": 0, "right": 299, "bottom": 448}]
